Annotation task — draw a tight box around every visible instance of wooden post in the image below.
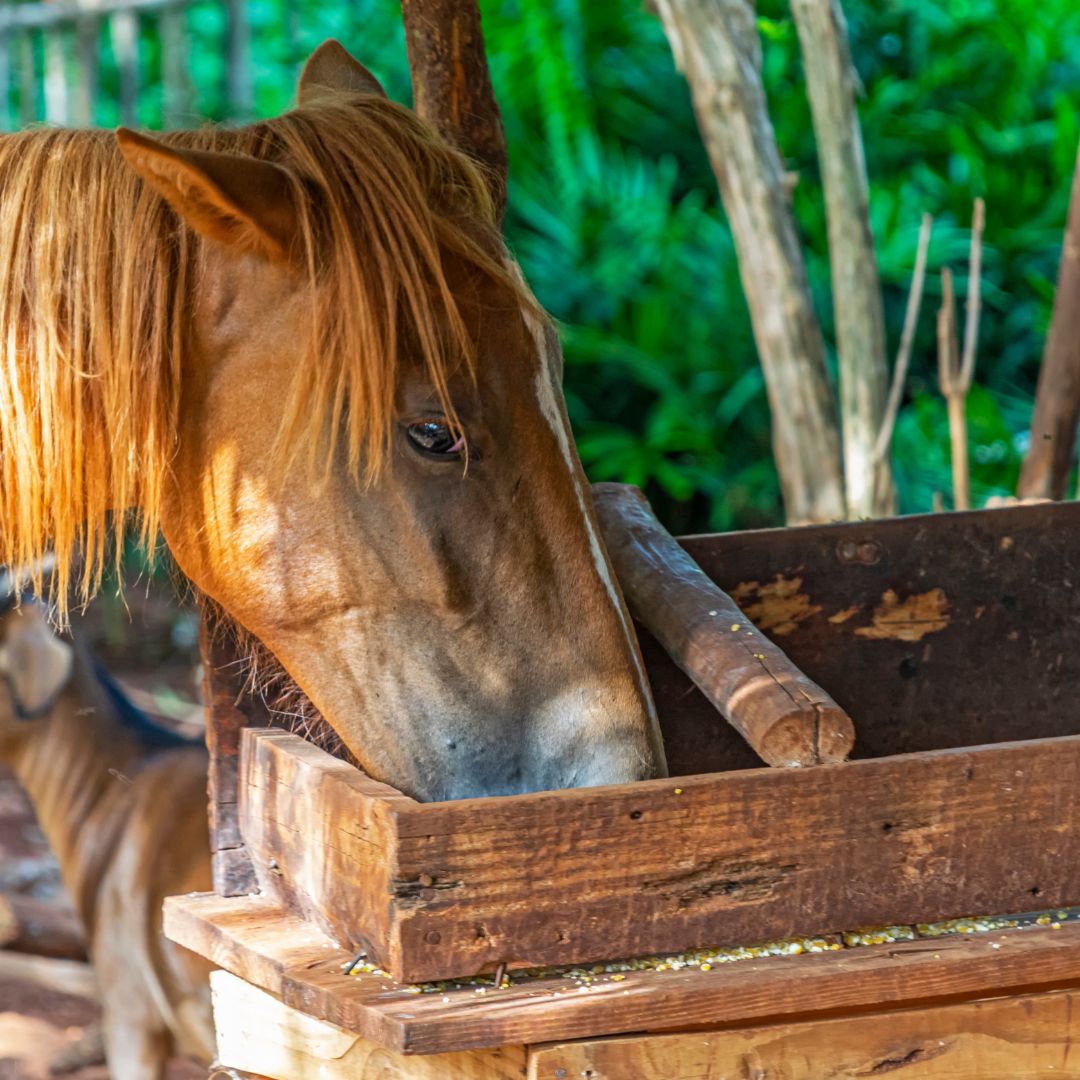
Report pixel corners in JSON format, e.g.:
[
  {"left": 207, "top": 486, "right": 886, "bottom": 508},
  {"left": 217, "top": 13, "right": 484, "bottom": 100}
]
[
  {"left": 160, "top": 6, "right": 193, "bottom": 128},
  {"left": 18, "top": 32, "right": 37, "bottom": 127},
  {"left": 200, "top": 613, "right": 272, "bottom": 897},
  {"left": 1019, "top": 142, "right": 1080, "bottom": 500},
  {"left": 401, "top": 0, "right": 508, "bottom": 224},
  {"left": 224, "top": 0, "right": 252, "bottom": 120},
  {"left": 110, "top": 8, "right": 138, "bottom": 126},
  {"left": 593, "top": 483, "right": 854, "bottom": 767},
  {"left": 791, "top": 0, "right": 894, "bottom": 519},
  {"left": 73, "top": 16, "right": 99, "bottom": 127},
  {"left": 653, "top": 0, "right": 846, "bottom": 525}
]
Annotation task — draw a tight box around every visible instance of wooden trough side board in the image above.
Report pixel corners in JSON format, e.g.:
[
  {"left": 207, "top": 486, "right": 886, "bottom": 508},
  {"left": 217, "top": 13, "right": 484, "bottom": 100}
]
[
  {"left": 164, "top": 892, "right": 1080, "bottom": 1056},
  {"left": 654, "top": 499, "right": 1080, "bottom": 775},
  {"left": 237, "top": 727, "right": 1080, "bottom": 984}
]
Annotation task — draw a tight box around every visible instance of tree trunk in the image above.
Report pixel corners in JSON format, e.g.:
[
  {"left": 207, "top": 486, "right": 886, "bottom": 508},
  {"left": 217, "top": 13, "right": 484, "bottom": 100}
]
[
  {"left": 401, "top": 0, "right": 508, "bottom": 224},
  {"left": 654, "top": 0, "right": 845, "bottom": 524},
  {"left": 791, "top": 0, "right": 894, "bottom": 518},
  {"left": 1018, "top": 143, "right": 1080, "bottom": 500}
]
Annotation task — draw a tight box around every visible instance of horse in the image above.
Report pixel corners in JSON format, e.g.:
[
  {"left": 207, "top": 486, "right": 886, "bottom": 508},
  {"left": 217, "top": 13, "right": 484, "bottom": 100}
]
[
  {"left": 0, "top": 587, "right": 214, "bottom": 1078},
  {"left": 0, "top": 40, "right": 667, "bottom": 801}
]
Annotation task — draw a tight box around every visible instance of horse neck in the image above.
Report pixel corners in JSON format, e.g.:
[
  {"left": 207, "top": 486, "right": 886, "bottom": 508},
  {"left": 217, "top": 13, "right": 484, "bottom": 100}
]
[{"left": 11, "top": 660, "right": 144, "bottom": 935}]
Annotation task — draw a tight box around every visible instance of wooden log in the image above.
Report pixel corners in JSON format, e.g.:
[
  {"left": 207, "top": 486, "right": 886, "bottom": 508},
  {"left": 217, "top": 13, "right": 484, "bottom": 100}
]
[
  {"left": 0, "top": 893, "right": 87, "bottom": 961},
  {"left": 593, "top": 483, "right": 854, "bottom": 767},
  {"left": 401, "top": 0, "right": 508, "bottom": 223},
  {"left": 235, "top": 727, "right": 1080, "bottom": 985},
  {"left": 0, "top": 949, "right": 98, "bottom": 1000},
  {"left": 1019, "top": 142, "right": 1080, "bottom": 500},
  {"left": 653, "top": 0, "right": 845, "bottom": 525},
  {"left": 211, "top": 971, "right": 527, "bottom": 1080},
  {"left": 791, "top": 0, "right": 894, "bottom": 519},
  {"left": 528, "top": 987, "right": 1080, "bottom": 1079},
  {"left": 165, "top": 892, "right": 1080, "bottom": 1056}
]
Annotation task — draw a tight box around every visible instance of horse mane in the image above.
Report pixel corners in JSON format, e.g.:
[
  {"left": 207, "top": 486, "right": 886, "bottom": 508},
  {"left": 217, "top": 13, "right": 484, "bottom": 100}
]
[{"left": 0, "top": 96, "right": 525, "bottom": 613}]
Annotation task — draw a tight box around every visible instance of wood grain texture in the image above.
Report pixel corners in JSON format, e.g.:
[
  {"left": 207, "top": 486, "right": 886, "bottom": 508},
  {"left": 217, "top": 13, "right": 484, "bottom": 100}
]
[
  {"left": 593, "top": 483, "right": 854, "bottom": 766},
  {"left": 401, "top": 0, "right": 508, "bottom": 221},
  {"left": 200, "top": 612, "right": 273, "bottom": 897},
  {"left": 165, "top": 892, "right": 1080, "bottom": 1056},
  {"left": 212, "top": 971, "right": 527, "bottom": 1079},
  {"left": 239, "top": 727, "right": 413, "bottom": 955},
  {"left": 1020, "top": 143, "right": 1080, "bottom": 500},
  {"left": 234, "top": 729, "right": 1080, "bottom": 984},
  {"left": 529, "top": 988, "right": 1080, "bottom": 1079},
  {"left": 653, "top": 0, "right": 845, "bottom": 524},
  {"left": 649, "top": 500, "right": 1080, "bottom": 777}
]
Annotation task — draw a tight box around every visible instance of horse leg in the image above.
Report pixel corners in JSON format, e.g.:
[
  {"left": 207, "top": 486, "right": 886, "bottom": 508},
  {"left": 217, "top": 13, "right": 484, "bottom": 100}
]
[{"left": 101, "top": 1014, "right": 171, "bottom": 1080}]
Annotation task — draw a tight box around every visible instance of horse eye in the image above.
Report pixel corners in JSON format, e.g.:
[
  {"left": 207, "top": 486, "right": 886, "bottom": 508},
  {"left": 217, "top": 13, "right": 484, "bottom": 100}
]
[{"left": 406, "top": 420, "right": 465, "bottom": 457}]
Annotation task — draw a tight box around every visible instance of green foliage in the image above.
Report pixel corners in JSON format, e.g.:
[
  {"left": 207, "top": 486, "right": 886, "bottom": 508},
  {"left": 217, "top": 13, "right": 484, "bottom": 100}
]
[{"left": 28, "top": 0, "right": 1080, "bottom": 529}]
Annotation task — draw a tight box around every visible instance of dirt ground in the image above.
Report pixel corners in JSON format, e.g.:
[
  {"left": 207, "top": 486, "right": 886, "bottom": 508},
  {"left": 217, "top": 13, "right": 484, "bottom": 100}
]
[{"left": 0, "top": 573, "right": 208, "bottom": 1079}]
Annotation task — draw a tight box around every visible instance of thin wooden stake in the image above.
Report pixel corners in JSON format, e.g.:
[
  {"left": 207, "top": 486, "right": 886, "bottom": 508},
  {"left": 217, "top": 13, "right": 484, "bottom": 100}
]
[{"left": 873, "top": 212, "right": 933, "bottom": 465}]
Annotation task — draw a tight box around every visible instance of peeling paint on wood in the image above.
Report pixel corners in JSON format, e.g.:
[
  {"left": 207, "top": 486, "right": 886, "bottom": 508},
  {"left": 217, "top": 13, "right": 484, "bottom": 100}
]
[
  {"left": 731, "top": 576, "right": 823, "bottom": 636},
  {"left": 854, "top": 589, "right": 950, "bottom": 642}
]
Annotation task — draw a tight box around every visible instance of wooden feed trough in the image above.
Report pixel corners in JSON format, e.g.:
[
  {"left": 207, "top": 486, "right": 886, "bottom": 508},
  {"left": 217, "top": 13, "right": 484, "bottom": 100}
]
[{"left": 170, "top": 500, "right": 1080, "bottom": 1078}]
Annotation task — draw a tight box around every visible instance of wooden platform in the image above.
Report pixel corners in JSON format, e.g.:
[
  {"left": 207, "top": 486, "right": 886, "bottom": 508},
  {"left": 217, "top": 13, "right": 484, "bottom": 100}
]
[{"left": 167, "top": 891, "right": 1080, "bottom": 1056}]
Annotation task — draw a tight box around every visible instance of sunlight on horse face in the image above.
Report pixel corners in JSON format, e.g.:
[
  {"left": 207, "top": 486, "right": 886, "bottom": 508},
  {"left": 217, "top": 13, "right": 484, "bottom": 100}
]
[{"left": 131, "top": 44, "right": 668, "bottom": 800}]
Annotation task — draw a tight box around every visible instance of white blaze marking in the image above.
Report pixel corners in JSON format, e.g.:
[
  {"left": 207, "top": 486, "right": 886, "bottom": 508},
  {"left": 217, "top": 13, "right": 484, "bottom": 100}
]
[{"left": 522, "top": 308, "right": 654, "bottom": 709}]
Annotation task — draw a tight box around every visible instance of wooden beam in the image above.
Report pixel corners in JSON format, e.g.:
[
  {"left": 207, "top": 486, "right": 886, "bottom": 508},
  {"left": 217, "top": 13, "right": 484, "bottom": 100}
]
[
  {"left": 236, "top": 727, "right": 1080, "bottom": 984},
  {"left": 528, "top": 987, "right": 1080, "bottom": 1079},
  {"left": 593, "top": 483, "right": 854, "bottom": 767},
  {"left": 165, "top": 893, "right": 1080, "bottom": 1056},
  {"left": 1020, "top": 142, "right": 1080, "bottom": 500},
  {"left": 211, "top": 971, "right": 527, "bottom": 1080},
  {"left": 401, "top": 0, "right": 508, "bottom": 223}
]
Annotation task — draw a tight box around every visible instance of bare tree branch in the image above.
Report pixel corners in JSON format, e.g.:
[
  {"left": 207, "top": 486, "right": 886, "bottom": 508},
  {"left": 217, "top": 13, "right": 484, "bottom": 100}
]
[
  {"left": 960, "top": 197, "right": 985, "bottom": 391},
  {"left": 937, "top": 266, "right": 970, "bottom": 510},
  {"left": 873, "top": 212, "right": 933, "bottom": 465},
  {"left": 655, "top": 0, "right": 845, "bottom": 524},
  {"left": 791, "top": 0, "right": 893, "bottom": 518},
  {"left": 1019, "top": 144, "right": 1080, "bottom": 500},
  {"left": 401, "top": 0, "right": 508, "bottom": 224}
]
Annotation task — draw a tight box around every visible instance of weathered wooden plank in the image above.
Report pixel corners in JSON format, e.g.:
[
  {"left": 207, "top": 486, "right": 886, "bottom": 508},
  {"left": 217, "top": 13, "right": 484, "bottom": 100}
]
[
  {"left": 212, "top": 971, "right": 527, "bottom": 1080},
  {"left": 200, "top": 613, "right": 274, "bottom": 897},
  {"left": 239, "top": 727, "right": 414, "bottom": 953},
  {"left": 164, "top": 892, "right": 1080, "bottom": 1056},
  {"left": 528, "top": 988, "right": 1080, "bottom": 1079},
  {"left": 238, "top": 728, "right": 1080, "bottom": 983},
  {"left": 653, "top": 500, "right": 1080, "bottom": 777}
]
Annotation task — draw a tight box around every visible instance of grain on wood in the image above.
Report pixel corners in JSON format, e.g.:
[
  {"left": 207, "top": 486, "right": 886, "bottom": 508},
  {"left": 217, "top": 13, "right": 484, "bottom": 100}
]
[
  {"left": 529, "top": 987, "right": 1080, "bottom": 1079},
  {"left": 212, "top": 971, "right": 527, "bottom": 1080},
  {"left": 164, "top": 892, "right": 1080, "bottom": 1056},
  {"left": 653, "top": 0, "right": 844, "bottom": 525},
  {"left": 401, "top": 0, "right": 508, "bottom": 222},
  {"left": 236, "top": 728, "right": 1080, "bottom": 984},
  {"left": 593, "top": 483, "right": 854, "bottom": 767}
]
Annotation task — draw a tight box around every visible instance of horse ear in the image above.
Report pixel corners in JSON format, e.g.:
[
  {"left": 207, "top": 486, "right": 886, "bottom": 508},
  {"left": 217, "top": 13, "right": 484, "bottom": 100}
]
[
  {"left": 0, "top": 605, "right": 73, "bottom": 717},
  {"left": 115, "top": 128, "right": 300, "bottom": 263},
  {"left": 298, "top": 39, "right": 386, "bottom": 106}
]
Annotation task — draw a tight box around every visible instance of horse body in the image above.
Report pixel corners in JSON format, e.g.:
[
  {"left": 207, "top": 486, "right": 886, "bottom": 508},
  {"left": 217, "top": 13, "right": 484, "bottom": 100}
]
[
  {"left": 0, "top": 601, "right": 213, "bottom": 1078},
  {"left": 0, "top": 41, "right": 666, "bottom": 799}
]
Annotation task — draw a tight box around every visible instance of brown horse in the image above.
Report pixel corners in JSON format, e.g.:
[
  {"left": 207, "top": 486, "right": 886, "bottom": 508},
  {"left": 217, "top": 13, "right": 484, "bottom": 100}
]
[
  {"left": 0, "top": 590, "right": 213, "bottom": 1078},
  {"left": 0, "top": 41, "right": 666, "bottom": 800}
]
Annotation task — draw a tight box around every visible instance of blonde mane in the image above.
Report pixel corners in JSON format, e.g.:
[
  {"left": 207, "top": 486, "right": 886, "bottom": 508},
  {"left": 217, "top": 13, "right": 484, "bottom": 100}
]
[{"left": 0, "top": 97, "right": 522, "bottom": 611}]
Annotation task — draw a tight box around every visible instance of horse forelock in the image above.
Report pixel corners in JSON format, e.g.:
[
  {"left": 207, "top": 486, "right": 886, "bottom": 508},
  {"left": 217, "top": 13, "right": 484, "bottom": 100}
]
[{"left": 0, "top": 97, "right": 532, "bottom": 616}]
